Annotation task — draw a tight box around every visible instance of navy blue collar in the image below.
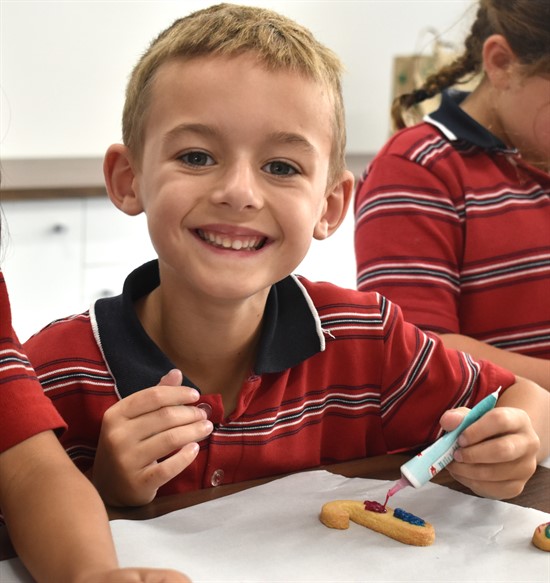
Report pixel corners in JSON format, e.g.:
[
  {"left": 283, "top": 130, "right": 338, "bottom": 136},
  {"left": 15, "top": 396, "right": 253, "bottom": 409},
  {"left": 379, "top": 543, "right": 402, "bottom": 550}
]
[
  {"left": 425, "top": 90, "right": 515, "bottom": 153},
  {"left": 92, "top": 260, "right": 324, "bottom": 397}
]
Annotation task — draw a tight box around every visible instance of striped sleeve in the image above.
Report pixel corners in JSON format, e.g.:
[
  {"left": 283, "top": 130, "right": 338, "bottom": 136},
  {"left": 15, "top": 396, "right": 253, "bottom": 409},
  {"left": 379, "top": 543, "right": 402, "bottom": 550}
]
[
  {"left": 355, "top": 148, "right": 464, "bottom": 334},
  {"left": 374, "top": 296, "right": 515, "bottom": 451},
  {"left": 0, "top": 271, "right": 66, "bottom": 453},
  {"left": 23, "top": 312, "right": 118, "bottom": 471}
]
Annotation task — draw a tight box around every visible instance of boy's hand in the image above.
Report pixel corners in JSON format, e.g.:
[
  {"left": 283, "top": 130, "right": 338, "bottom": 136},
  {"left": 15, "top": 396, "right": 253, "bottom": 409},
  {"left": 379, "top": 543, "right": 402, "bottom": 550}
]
[
  {"left": 92, "top": 369, "right": 213, "bottom": 506},
  {"left": 440, "top": 405, "right": 540, "bottom": 500},
  {"left": 78, "top": 567, "right": 191, "bottom": 583}
]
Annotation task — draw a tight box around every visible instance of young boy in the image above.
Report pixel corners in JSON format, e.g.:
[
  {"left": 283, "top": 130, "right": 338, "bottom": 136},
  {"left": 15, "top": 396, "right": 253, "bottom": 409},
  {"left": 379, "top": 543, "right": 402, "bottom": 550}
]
[{"left": 24, "top": 3, "right": 549, "bottom": 508}]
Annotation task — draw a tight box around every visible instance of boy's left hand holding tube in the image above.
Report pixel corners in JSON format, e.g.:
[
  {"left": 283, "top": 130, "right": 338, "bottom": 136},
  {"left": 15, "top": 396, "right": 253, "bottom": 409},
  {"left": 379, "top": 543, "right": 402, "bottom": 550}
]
[
  {"left": 92, "top": 369, "right": 213, "bottom": 506},
  {"left": 440, "top": 376, "right": 549, "bottom": 500}
]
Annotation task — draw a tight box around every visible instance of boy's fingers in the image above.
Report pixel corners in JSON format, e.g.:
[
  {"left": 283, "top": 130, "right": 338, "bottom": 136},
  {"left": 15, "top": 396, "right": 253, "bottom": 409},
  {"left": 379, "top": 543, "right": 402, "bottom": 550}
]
[
  {"left": 457, "top": 407, "right": 531, "bottom": 447},
  {"left": 139, "top": 419, "right": 213, "bottom": 462},
  {"left": 140, "top": 442, "right": 202, "bottom": 493},
  {"left": 98, "top": 569, "right": 191, "bottom": 583},
  {"left": 115, "top": 384, "right": 201, "bottom": 419},
  {"left": 454, "top": 431, "right": 537, "bottom": 464},
  {"left": 439, "top": 407, "right": 469, "bottom": 431},
  {"left": 122, "top": 403, "right": 209, "bottom": 446},
  {"left": 450, "top": 456, "right": 536, "bottom": 482},
  {"left": 121, "top": 418, "right": 213, "bottom": 470},
  {"left": 446, "top": 469, "right": 528, "bottom": 500},
  {"left": 134, "top": 569, "right": 191, "bottom": 583},
  {"left": 83, "top": 568, "right": 191, "bottom": 583},
  {"left": 457, "top": 432, "right": 539, "bottom": 465},
  {"left": 109, "top": 412, "right": 212, "bottom": 470},
  {"left": 158, "top": 368, "right": 183, "bottom": 386},
  {"left": 447, "top": 458, "right": 536, "bottom": 499}
]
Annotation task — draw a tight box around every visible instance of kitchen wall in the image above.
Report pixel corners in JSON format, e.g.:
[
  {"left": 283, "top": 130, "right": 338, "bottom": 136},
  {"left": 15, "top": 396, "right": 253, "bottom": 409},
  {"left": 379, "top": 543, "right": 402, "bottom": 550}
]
[
  {"left": 1, "top": 0, "right": 475, "bottom": 158},
  {"left": 0, "top": 0, "right": 476, "bottom": 338}
]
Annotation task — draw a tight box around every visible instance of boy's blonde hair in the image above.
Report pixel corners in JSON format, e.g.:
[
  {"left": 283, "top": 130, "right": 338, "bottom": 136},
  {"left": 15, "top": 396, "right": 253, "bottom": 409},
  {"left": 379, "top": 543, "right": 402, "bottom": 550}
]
[{"left": 123, "top": 2, "right": 346, "bottom": 186}]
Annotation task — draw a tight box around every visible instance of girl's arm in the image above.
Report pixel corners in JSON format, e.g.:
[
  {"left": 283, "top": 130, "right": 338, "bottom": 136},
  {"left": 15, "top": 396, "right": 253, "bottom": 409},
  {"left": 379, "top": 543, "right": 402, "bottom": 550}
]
[
  {"left": 0, "top": 430, "right": 190, "bottom": 583},
  {"left": 440, "top": 333, "right": 550, "bottom": 391}
]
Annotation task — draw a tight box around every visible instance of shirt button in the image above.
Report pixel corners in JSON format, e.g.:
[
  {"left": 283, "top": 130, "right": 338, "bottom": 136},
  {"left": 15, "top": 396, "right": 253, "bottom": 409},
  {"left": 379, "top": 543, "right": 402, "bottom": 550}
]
[
  {"left": 210, "top": 469, "right": 225, "bottom": 486},
  {"left": 197, "top": 402, "right": 213, "bottom": 418}
]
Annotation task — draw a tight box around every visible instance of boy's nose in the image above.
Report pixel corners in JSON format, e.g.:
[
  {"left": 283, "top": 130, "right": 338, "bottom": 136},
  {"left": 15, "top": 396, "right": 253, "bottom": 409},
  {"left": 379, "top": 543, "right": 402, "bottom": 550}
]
[{"left": 212, "top": 163, "right": 263, "bottom": 211}]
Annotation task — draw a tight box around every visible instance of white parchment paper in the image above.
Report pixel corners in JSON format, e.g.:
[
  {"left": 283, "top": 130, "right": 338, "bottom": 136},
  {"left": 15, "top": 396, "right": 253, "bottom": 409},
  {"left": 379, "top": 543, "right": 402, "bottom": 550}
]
[{"left": 1, "top": 470, "right": 549, "bottom": 582}]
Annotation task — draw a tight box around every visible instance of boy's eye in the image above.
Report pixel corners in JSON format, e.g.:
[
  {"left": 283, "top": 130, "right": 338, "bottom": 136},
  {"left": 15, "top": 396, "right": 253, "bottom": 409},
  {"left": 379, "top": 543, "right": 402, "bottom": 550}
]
[
  {"left": 263, "top": 161, "right": 298, "bottom": 176},
  {"left": 179, "top": 151, "right": 214, "bottom": 167}
]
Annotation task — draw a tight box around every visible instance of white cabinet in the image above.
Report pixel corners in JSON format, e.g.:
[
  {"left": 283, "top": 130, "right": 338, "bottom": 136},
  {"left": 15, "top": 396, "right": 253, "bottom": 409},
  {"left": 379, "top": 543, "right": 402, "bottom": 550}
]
[
  {"left": 82, "top": 197, "right": 154, "bottom": 305},
  {"left": 2, "top": 198, "right": 84, "bottom": 341},
  {"left": 2, "top": 196, "right": 154, "bottom": 341}
]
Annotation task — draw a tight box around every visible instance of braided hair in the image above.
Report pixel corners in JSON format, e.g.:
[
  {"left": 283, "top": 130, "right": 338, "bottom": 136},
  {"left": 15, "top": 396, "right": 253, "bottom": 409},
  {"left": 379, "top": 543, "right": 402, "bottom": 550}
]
[{"left": 391, "top": 0, "right": 550, "bottom": 129}]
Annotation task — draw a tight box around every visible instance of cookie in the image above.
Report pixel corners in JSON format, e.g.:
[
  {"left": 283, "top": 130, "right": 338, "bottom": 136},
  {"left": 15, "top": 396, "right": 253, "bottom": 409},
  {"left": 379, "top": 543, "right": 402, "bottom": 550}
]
[
  {"left": 320, "top": 500, "right": 435, "bottom": 546},
  {"left": 532, "top": 522, "right": 550, "bottom": 551}
]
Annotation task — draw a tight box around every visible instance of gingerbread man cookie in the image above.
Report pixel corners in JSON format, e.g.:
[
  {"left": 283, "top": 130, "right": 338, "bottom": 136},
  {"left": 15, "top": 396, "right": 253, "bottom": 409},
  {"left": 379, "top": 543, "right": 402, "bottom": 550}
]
[{"left": 320, "top": 500, "right": 435, "bottom": 546}]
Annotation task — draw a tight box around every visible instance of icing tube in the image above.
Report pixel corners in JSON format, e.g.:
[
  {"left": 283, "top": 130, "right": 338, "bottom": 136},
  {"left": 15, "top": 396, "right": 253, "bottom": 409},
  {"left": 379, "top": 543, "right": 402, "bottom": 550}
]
[{"left": 400, "top": 387, "right": 501, "bottom": 489}]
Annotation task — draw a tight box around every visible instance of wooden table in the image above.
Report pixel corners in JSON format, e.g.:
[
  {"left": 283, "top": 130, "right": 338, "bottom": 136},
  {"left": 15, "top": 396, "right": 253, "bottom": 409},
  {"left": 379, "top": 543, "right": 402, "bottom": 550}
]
[{"left": 1, "top": 454, "right": 548, "bottom": 561}]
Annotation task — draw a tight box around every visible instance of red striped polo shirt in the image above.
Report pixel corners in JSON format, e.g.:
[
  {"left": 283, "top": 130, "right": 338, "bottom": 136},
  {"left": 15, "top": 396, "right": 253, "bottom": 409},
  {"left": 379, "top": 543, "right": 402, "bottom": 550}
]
[
  {"left": 355, "top": 90, "right": 550, "bottom": 358},
  {"left": 24, "top": 260, "right": 514, "bottom": 496},
  {"left": 0, "top": 271, "right": 65, "bottom": 453}
]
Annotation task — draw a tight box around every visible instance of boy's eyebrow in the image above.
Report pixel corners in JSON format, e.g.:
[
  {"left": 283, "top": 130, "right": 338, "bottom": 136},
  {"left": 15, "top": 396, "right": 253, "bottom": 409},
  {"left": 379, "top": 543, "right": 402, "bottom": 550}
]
[
  {"left": 269, "top": 131, "right": 317, "bottom": 154},
  {"left": 163, "top": 124, "right": 317, "bottom": 154},
  {"left": 163, "top": 123, "right": 217, "bottom": 143}
]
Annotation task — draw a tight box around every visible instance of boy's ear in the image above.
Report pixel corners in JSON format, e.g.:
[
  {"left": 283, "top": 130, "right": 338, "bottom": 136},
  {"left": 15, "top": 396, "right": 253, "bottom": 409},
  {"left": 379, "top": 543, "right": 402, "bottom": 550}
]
[
  {"left": 103, "top": 144, "right": 144, "bottom": 216},
  {"left": 313, "top": 169, "right": 355, "bottom": 240},
  {"left": 482, "top": 34, "right": 518, "bottom": 89}
]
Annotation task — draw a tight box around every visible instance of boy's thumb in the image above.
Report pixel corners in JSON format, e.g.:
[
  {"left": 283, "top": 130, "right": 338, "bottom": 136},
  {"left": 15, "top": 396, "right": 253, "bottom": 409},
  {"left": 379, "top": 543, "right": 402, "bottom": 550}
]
[
  {"left": 439, "top": 407, "right": 469, "bottom": 432},
  {"left": 158, "top": 368, "right": 183, "bottom": 386}
]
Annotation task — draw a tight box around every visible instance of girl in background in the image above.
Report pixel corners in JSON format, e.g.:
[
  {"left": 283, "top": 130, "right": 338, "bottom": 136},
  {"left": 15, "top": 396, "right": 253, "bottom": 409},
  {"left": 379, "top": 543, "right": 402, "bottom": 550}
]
[{"left": 354, "top": 0, "right": 550, "bottom": 390}]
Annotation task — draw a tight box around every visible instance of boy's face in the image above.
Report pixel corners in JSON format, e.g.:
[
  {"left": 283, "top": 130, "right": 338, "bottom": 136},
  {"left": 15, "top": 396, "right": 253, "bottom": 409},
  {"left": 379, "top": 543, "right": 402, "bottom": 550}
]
[{"left": 111, "top": 54, "right": 352, "bottom": 304}]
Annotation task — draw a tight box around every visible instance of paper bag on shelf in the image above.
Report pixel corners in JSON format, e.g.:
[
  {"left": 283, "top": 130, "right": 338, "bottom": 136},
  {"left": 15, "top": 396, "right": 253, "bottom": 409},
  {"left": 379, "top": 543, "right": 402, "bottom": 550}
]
[{"left": 391, "top": 30, "right": 479, "bottom": 129}]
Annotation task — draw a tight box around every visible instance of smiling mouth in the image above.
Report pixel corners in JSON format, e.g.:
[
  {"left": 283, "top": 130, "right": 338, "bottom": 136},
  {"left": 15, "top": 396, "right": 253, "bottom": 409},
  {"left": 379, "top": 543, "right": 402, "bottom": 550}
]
[{"left": 196, "top": 229, "right": 267, "bottom": 251}]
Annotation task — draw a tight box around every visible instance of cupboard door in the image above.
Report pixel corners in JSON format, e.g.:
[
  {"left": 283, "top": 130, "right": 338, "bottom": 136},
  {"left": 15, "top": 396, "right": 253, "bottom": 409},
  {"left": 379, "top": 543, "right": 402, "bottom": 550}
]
[
  {"left": 84, "top": 196, "right": 154, "bottom": 268},
  {"left": 83, "top": 196, "right": 155, "bottom": 303},
  {"left": 1, "top": 198, "right": 84, "bottom": 341}
]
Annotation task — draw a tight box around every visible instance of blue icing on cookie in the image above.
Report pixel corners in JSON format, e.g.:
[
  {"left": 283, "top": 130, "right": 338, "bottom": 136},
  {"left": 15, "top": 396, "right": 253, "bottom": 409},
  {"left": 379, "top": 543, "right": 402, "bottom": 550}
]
[{"left": 394, "top": 508, "right": 425, "bottom": 527}]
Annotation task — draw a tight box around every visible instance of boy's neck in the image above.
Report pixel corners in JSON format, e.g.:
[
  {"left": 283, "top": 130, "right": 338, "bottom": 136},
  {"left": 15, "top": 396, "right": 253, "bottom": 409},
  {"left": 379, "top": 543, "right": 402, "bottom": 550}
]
[{"left": 135, "top": 284, "right": 267, "bottom": 415}]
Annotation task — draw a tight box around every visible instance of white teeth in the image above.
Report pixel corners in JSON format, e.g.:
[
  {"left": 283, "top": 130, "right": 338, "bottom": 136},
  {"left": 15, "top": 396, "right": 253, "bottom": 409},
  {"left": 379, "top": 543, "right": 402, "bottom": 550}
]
[{"left": 198, "top": 229, "right": 263, "bottom": 251}]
